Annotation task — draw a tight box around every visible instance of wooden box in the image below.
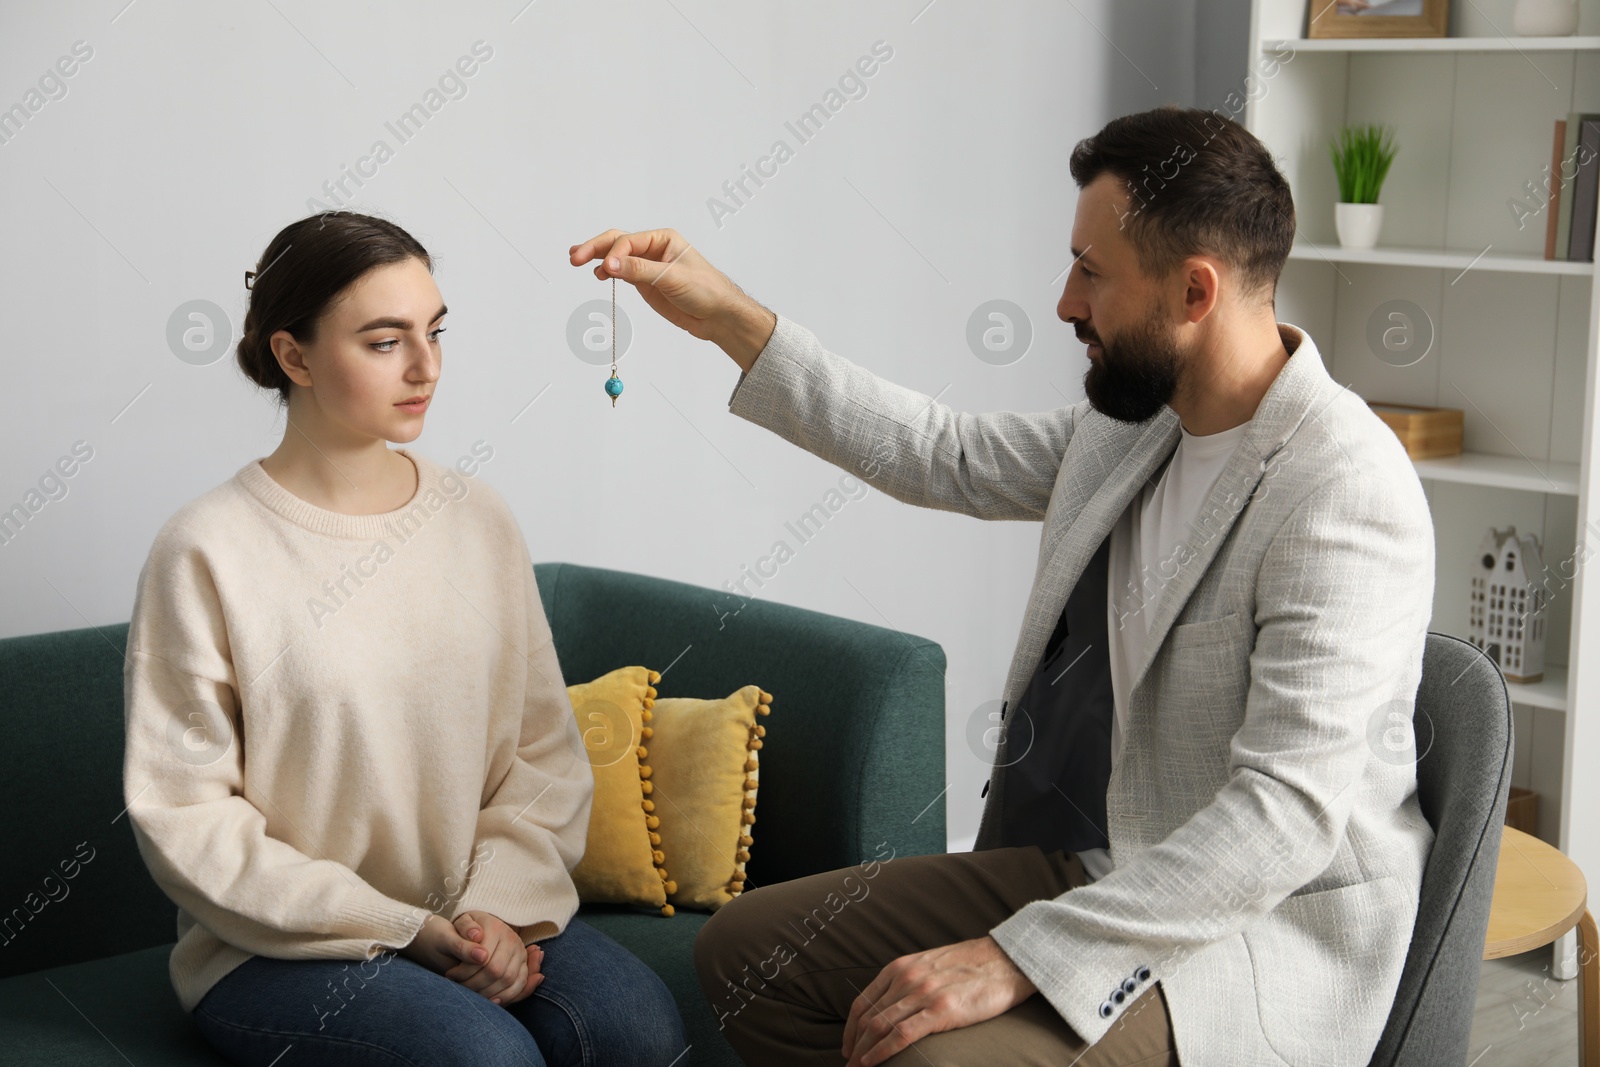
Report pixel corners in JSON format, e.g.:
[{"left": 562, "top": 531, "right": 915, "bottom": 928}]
[
  {"left": 1367, "top": 402, "right": 1464, "bottom": 459},
  {"left": 1505, "top": 785, "right": 1539, "bottom": 835}
]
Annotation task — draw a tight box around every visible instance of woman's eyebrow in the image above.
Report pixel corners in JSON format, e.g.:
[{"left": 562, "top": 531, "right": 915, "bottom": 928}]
[{"left": 357, "top": 304, "right": 449, "bottom": 332}]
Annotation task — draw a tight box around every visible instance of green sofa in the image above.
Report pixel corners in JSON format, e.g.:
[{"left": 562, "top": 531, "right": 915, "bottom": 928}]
[{"left": 0, "top": 561, "right": 947, "bottom": 1066}]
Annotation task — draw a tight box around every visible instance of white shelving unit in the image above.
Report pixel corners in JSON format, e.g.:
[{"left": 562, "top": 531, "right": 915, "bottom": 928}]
[
  {"left": 1245, "top": 1, "right": 1600, "bottom": 917},
  {"left": 1408, "top": 453, "right": 1582, "bottom": 495},
  {"left": 1289, "top": 239, "right": 1596, "bottom": 275},
  {"left": 1265, "top": 34, "right": 1600, "bottom": 51}
]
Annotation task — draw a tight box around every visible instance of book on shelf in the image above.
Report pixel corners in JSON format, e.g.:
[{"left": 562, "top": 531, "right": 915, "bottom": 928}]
[
  {"left": 1549, "top": 112, "right": 1600, "bottom": 261},
  {"left": 1546, "top": 118, "right": 1565, "bottom": 260},
  {"left": 1570, "top": 118, "right": 1600, "bottom": 262}
]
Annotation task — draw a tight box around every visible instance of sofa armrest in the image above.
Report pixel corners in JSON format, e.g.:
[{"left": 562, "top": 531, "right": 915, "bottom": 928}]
[{"left": 0, "top": 623, "right": 180, "bottom": 979}]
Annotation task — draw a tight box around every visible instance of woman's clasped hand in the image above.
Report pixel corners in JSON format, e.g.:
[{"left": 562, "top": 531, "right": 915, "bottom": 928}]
[{"left": 399, "top": 910, "right": 546, "bottom": 1006}]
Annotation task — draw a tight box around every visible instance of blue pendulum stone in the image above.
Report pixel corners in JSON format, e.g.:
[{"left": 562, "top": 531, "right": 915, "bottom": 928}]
[{"left": 605, "top": 375, "right": 624, "bottom": 406}]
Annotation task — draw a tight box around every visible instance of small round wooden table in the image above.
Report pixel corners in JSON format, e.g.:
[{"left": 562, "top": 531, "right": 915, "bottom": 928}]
[{"left": 1483, "top": 825, "right": 1597, "bottom": 1065}]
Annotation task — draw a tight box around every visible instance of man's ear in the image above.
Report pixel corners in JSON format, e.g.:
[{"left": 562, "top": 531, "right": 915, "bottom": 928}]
[{"left": 1181, "top": 257, "right": 1222, "bottom": 324}]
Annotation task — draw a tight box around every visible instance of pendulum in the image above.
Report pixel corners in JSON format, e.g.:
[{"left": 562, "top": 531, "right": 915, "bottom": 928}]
[{"left": 604, "top": 276, "right": 624, "bottom": 408}]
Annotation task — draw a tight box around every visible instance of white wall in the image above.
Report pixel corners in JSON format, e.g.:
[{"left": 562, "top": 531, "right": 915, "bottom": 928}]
[{"left": 0, "top": 0, "right": 1231, "bottom": 848}]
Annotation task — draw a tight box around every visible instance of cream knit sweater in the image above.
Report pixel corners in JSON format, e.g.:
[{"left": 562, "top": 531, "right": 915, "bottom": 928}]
[{"left": 121, "top": 447, "right": 593, "bottom": 1012}]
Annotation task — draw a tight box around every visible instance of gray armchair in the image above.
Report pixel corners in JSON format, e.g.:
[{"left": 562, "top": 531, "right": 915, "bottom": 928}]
[{"left": 1367, "top": 631, "right": 1514, "bottom": 1066}]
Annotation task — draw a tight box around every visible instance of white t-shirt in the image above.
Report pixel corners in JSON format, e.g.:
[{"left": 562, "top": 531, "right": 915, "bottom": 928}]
[{"left": 1076, "top": 417, "right": 1252, "bottom": 882}]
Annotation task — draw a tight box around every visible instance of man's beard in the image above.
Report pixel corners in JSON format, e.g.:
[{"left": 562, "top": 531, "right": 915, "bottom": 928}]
[{"left": 1081, "top": 312, "right": 1185, "bottom": 424}]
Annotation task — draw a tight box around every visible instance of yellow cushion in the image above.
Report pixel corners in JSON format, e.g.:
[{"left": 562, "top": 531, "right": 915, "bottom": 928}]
[
  {"left": 565, "top": 666, "right": 677, "bottom": 917},
  {"left": 647, "top": 685, "right": 773, "bottom": 911}
]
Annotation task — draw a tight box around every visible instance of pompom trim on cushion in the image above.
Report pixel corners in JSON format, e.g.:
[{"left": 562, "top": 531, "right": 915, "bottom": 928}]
[
  {"left": 726, "top": 689, "right": 773, "bottom": 899},
  {"left": 636, "top": 670, "right": 675, "bottom": 917}
]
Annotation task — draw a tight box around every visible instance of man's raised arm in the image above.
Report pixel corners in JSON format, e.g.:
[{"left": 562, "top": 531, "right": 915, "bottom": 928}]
[{"left": 569, "top": 226, "right": 1079, "bottom": 521}]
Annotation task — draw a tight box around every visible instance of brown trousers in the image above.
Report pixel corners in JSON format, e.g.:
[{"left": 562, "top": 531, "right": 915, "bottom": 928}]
[{"left": 693, "top": 844, "right": 1178, "bottom": 1066}]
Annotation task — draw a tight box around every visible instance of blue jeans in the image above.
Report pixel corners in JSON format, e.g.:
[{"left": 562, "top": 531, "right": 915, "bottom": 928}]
[{"left": 191, "top": 917, "right": 687, "bottom": 1066}]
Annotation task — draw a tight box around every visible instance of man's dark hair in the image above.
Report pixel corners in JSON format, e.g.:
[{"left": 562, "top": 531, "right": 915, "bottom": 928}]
[{"left": 1069, "top": 105, "right": 1295, "bottom": 305}]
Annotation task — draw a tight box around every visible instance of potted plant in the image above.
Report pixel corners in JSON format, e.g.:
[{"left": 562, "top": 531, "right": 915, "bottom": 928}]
[{"left": 1329, "top": 123, "right": 1398, "bottom": 250}]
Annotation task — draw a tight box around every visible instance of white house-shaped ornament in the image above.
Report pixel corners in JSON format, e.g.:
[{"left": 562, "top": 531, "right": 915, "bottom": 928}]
[{"left": 1467, "top": 525, "right": 1547, "bottom": 684}]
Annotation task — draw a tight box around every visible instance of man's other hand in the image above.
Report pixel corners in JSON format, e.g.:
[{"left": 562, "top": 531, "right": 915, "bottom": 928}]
[{"left": 841, "top": 934, "right": 1038, "bottom": 1066}]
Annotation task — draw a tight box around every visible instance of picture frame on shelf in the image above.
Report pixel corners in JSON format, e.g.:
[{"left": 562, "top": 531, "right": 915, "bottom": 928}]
[{"left": 1306, "top": 0, "right": 1449, "bottom": 38}]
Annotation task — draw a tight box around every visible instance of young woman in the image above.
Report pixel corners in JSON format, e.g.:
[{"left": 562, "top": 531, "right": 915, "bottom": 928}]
[{"left": 121, "top": 211, "right": 686, "bottom": 1066}]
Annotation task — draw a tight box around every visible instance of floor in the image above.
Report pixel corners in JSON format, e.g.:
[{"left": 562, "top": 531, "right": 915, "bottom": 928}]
[{"left": 1468, "top": 949, "right": 1581, "bottom": 1066}]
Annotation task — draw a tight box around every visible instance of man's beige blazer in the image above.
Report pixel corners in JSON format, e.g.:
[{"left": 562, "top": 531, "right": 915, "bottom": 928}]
[{"left": 726, "top": 314, "right": 1437, "bottom": 1067}]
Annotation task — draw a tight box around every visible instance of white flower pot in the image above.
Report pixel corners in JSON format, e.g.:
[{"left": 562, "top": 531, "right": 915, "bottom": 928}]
[
  {"left": 1335, "top": 202, "right": 1384, "bottom": 250},
  {"left": 1513, "top": 0, "right": 1578, "bottom": 36}
]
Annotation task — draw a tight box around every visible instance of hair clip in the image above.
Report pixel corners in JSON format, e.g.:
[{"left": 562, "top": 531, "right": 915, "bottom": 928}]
[{"left": 244, "top": 270, "right": 257, "bottom": 290}]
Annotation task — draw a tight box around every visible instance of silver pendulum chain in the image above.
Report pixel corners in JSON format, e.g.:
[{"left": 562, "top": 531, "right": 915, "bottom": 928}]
[{"left": 604, "top": 276, "right": 624, "bottom": 408}]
